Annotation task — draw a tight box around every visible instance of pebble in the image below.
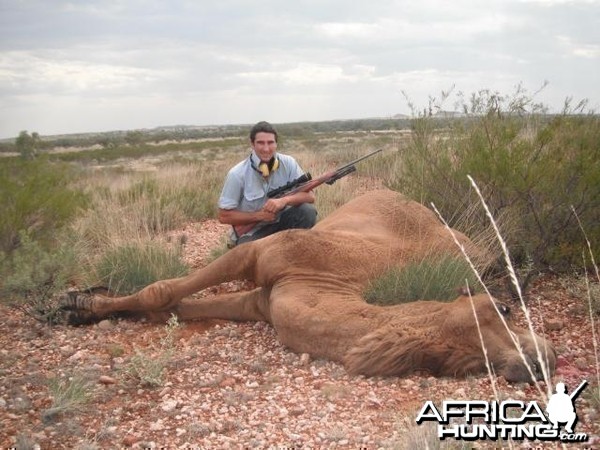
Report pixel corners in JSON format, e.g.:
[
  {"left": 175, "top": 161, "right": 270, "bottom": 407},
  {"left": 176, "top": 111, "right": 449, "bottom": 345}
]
[
  {"left": 59, "top": 345, "right": 75, "bottom": 357},
  {"left": 544, "top": 318, "right": 564, "bottom": 331},
  {"left": 1, "top": 266, "right": 598, "bottom": 449},
  {"left": 98, "top": 319, "right": 114, "bottom": 330},
  {"left": 160, "top": 399, "right": 179, "bottom": 412},
  {"left": 67, "top": 350, "right": 87, "bottom": 362},
  {"left": 150, "top": 419, "right": 164, "bottom": 431},
  {"left": 98, "top": 375, "right": 118, "bottom": 385},
  {"left": 122, "top": 435, "right": 138, "bottom": 446}
]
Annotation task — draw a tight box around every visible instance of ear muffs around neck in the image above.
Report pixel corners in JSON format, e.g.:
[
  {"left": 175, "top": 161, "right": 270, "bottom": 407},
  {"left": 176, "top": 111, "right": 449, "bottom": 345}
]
[{"left": 257, "top": 157, "right": 279, "bottom": 177}]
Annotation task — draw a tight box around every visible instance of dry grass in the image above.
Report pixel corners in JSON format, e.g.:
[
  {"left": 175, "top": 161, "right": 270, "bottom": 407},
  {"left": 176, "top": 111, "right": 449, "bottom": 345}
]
[{"left": 431, "top": 176, "right": 553, "bottom": 404}]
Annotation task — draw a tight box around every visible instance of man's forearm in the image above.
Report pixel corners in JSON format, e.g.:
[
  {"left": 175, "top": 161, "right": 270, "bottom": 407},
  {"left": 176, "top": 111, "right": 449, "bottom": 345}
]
[
  {"left": 218, "top": 209, "right": 274, "bottom": 226},
  {"left": 281, "top": 190, "right": 315, "bottom": 207},
  {"left": 218, "top": 191, "right": 314, "bottom": 226}
]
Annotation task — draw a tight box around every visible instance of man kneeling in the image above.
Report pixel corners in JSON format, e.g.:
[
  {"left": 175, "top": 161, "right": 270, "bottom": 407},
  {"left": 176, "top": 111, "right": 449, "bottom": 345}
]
[{"left": 217, "top": 121, "right": 317, "bottom": 246}]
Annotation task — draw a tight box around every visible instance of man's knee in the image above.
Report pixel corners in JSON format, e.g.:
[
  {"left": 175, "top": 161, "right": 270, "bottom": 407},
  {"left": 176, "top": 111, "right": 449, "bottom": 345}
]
[
  {"left": 298, "top": 203, "right": 318, "bottom": 227},
  {"left": 283, "top": 203, "right": 317, "bottom": 229}
]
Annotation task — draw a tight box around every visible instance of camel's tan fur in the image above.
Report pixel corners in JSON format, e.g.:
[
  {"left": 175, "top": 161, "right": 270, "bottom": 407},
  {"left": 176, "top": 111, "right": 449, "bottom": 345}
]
[{"left": 66, "top": 190, "right": 555, "bottom": 382}]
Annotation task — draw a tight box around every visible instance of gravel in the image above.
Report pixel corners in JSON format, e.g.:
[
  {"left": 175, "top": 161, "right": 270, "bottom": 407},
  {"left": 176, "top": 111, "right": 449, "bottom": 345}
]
[{"left": 1, "top": 220, "right": 598, "bottom": 449}]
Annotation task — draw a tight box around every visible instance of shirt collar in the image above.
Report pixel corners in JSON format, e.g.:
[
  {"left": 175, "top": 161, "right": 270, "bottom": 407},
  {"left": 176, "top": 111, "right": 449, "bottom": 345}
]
[{"left": 250, "top": 151, "right": 277, "bottom": 167}]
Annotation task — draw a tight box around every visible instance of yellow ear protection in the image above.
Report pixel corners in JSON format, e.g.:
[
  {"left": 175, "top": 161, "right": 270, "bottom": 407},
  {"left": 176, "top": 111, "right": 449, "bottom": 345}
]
[
  {"left": 251, "top": 155, "right": 279, "bottom": 177},
  {"left": 258, "top": 157, "right": 279, "bottom": 177}
]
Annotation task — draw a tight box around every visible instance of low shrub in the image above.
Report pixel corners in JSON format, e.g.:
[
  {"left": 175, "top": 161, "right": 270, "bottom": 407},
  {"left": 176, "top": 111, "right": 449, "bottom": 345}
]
[
  {"left": 123, "top": 314, "right": 180, "bottom": 387},
  {"left": 387, "top": 88, "right": 600, "bottom": 284},
  {"left": 0, "top": 157, "right": 87, "bottom": 253},
  {"left": 43, "top": 373, "right": 95, "bottom": 423},
  {"left": 95, "top": 241, "right": 189, "bottom": 295},
  {"left": 0, "top": 231, "right": 77, "bottom": 323}
]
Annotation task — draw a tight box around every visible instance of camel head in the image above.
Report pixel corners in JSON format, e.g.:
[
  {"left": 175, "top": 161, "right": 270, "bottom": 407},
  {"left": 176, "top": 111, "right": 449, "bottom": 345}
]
[
  {"left": 439, "top": 293, "right": 556, "bottom": 382},
  {"left": 344, "top": 292, "right": 556, "bottom": 383}
]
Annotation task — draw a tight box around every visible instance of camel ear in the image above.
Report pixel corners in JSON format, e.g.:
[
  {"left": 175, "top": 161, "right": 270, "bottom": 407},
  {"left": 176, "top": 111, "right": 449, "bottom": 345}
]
[{"left": 457, "top": 285, "right": 474, "bottom": 297}]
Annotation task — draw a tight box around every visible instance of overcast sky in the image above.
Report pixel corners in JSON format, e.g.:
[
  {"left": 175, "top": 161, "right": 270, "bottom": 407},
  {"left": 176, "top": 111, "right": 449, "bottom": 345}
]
[{"left": 0, "top": 0, "right": 598, "bottom": 138}]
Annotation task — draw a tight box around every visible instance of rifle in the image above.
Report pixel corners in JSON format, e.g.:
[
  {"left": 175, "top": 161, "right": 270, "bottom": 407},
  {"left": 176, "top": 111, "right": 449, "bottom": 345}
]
[
  {"left": 569, "top": 380, "right": 588, "bottom": 401},
  {"left": 233, "top": 148, "right": 383, "bottom": 237}
]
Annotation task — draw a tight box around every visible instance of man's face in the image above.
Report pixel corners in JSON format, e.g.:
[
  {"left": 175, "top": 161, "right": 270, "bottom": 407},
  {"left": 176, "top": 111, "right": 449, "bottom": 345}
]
[{"left": 251, "top": 132, "right": 277, "bottom": 162}]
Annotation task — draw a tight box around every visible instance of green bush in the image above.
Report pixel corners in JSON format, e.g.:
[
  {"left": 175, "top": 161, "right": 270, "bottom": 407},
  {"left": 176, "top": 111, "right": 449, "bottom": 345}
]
[
  {"left": 0, "top": 157, "right": 87, "bottom": 253},
  {"left": 388, "top": 89, "right": 600, "bottom": 277},
  {"left": 0, "top": 231, "right": 77, "bottom": 322},
  {"left": 365, "top": 255, "right": 480, "bottom": 305},
  {"left": 95, "top": 241, "right": 189, "bottom": 295}
]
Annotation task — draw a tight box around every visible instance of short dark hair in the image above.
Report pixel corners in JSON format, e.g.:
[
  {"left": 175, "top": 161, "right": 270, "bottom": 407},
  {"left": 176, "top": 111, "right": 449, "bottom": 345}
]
[{"left": 250, "top": 121, "right": 278, "bottom": 143}]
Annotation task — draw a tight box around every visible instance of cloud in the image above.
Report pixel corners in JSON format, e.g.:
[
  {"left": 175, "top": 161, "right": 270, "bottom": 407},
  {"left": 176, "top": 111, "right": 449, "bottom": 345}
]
[
  {"left": 0, "top": 0, "right": 598, "bottom": 137},
  {"left": 557, "top": 36, "right": 600, "bottom": 59},
  {"left": 0, "top": 50, "right": 165, "bottom": 97},
  {"left": 238, "top": 63, "right": 376, "bottom": 86}
]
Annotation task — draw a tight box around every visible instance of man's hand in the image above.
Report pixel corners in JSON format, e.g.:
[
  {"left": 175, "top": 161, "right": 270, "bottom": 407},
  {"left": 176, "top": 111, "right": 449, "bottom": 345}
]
[
  {"left": 262, "top": 198, "right": 286, "bottom": 214},
  {"left": 217, "top": 191, "right": 314, "bottom": 227},
  {"left": 257, "top": 209, "right": 277, "bottom": 222}
]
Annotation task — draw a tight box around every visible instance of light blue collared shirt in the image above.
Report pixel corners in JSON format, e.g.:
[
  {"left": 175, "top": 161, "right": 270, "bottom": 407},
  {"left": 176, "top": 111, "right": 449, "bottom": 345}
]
[{"left": 218, "top": 151, "right": 306, "bottom": 214}]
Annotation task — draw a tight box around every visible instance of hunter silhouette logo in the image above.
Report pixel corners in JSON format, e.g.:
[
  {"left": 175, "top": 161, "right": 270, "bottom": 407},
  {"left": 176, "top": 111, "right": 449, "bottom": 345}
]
[
  {"left": 546, "top": 381, "right": 586, "bottom": 434},
  {"left": 416, "top": 379, "right": 589, "bottom": 443}
]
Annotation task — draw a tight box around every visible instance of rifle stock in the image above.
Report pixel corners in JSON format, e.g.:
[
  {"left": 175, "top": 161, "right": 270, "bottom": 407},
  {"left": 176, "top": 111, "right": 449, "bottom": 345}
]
[{"left": 232, "top": 148, "right": 382, "bottom": 238}]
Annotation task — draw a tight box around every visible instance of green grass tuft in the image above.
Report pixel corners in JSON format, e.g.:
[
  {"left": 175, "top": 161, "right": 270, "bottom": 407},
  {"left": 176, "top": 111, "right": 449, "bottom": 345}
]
[
  {"left": 365, "top": 255, "right": 480, "bottom": 305},
  {"left": 95, "top": 241, "right": 188, "bottom": 295}
]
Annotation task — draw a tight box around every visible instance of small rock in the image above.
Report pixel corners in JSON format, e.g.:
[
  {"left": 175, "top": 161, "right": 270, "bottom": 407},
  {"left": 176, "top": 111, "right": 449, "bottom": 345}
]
[
  {"left": 299, "top": 353, "right": 311, "bottom": 366},
  {"left": 98, "top": 375, "right": 117, "bottom": 385},
  {"left": 59, "top": 345, "right": 75, "bottom": 357},
  {"left": 150, "top": 419, "right": 164, "bottom": 431},
  {"left": 122, "top": 434, "right": 138, "bottom": 446},
  {"left": 98, "top": 319, "right": 114, "bottom": 330},
  {"left": 219, "top": 377, "right": 236, "bottom": 387},
  {"left": 160, "top": 399, "right": 179, "bottom": 412},
  {"left": 290, "top": 406, "right": 306, "bottom": 416},
  {"left": 574, "top": 357, "right": 588, "bottom": 370},
  {"left": 67, "top": 350, "right": 87, "bottom": 362},
  {"left": 544, "top": 318, "right": 564, "bottom": 331},
  {"left": 159, "top": 387, "right": 171, "bottom": 397}
]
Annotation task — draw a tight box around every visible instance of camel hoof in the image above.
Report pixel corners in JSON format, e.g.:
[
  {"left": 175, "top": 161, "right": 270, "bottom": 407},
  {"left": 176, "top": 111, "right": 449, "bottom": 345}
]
[
  {"left": 65, "top": 310, "right": 99, "bottom": 326},
  {"left": 58, "top": 290, "right": 101, "bottom": 325},
  {"left": 58, "top": 291, "right": 90, "bottom": 310}
]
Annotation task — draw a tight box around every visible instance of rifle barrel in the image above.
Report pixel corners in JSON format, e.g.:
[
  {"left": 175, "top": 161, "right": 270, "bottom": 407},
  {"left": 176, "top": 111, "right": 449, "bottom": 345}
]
[
  {"left": 569, "top": 380, "right": 588, "bottom": 401},
  {"left": 336, "top": 148, "right": 383, "bottom": 171}
]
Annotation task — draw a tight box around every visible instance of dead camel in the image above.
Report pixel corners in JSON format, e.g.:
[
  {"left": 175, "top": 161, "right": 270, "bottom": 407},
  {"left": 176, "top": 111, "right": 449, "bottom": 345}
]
[{"left": 64, "top": 189, "right": 555, "bottom": 382}]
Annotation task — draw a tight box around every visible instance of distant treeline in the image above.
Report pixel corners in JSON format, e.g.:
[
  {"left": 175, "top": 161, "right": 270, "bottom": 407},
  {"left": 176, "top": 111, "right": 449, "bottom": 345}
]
[{"left": 0, "top": 118, "right": 413, "bottom": 153}]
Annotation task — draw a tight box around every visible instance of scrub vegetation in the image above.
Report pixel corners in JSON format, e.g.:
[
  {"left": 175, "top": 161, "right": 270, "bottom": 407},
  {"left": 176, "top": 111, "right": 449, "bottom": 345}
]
[{"left": 0, "top": 89, "right": 598, "bottom": 314}]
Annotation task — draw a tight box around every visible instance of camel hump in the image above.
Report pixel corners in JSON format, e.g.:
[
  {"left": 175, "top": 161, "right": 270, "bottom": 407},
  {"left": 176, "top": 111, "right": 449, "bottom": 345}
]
[{"left": 314, "top": 189, "right": 451, "bottom": 240}]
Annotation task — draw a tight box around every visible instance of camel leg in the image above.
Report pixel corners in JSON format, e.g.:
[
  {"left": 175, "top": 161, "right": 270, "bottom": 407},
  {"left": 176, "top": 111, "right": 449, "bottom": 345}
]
[
  {"left": 63, "top": 242, "right": 260, "bottom": 320},
  {"left": 175, "top": 287, "right": 272, "bottom": 323}
]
